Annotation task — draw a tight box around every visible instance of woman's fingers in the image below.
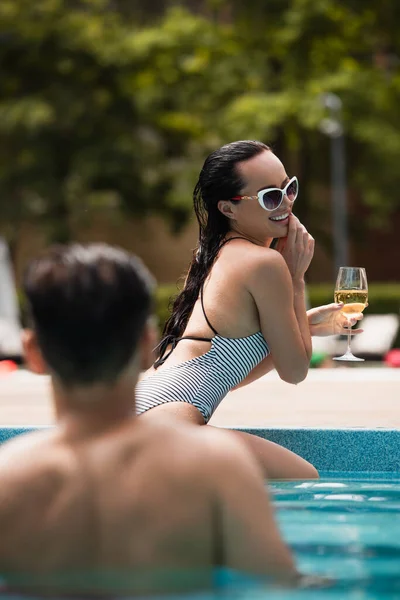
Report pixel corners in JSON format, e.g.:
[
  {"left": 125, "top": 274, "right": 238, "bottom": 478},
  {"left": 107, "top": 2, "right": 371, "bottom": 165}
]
[
  {"left": 279, "top": 215, "right": 314, "bottom": 279},
  {"left": 308, "top": 236, "right": 315, "bottom": 257},
  {"left": 293, "top": 218, "right": 304, "bottom": 244},
  {"left": 342, "top": 311, "right": 363, "bottom": 330},
  {"left": 292, "top": 217, "right": 313, "bottom": 253},
  {"left": 343, "top": 313, "right": 364, "bottom": 326},
  {"left": 286, "top": 214, "right": 297, "bottom": 250},
  {"left": 275, "top": 237, "right": 287, "bottom": 253},
  {"left": 341, "top": 327, "right": 364, "bottom": 335}
]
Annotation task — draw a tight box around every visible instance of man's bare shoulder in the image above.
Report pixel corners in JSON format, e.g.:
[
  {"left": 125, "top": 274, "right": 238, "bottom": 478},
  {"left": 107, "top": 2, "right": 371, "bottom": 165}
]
[
  {"left": 0, "top": 430, "right": 77, "bottom": 515},
  {"left": 0, "top": 428, "right": 58, "bottom": 468}
]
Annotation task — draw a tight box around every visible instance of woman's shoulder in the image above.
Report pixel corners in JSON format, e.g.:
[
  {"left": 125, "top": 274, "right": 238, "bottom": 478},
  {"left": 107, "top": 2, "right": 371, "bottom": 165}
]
[
  {"left": 220, "top": 239, "right": 288, "bottom": 275},
  {"left": 214, "top": 240, "right": 290, "bottom": 299}
]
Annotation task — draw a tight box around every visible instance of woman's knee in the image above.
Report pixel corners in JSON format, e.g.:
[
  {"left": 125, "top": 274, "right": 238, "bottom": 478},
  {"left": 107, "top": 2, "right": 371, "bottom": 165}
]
[
  {"left": 300, "top": 461, "right": 319, "bottom": 480},
  {"left": 228, "top": 429, "right": 319, "bottom": 480}
]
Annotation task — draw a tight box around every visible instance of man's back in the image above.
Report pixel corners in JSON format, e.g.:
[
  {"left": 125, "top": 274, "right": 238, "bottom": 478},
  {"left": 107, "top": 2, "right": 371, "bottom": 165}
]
[
  {"left": 0, "top": 421, "right": 217, "bottom": 569},
  {"left": 0, "top": 418, "right": 295, "bottom": 593}
]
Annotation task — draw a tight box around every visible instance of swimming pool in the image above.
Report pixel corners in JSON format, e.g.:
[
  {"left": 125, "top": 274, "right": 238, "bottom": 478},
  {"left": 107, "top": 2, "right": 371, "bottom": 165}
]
[
  {"left": 1, "top": 427, "right": 399, "bottom": 598},
  {"left": 269, "top": 472, "right": 400, "bottom": 599}
]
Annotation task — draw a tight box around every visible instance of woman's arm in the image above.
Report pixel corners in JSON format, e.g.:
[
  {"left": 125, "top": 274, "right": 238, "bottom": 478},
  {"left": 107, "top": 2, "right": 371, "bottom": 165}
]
[
  {"left": 235, "top": 216, "right": 314, "bottom": 387},
  {"left": 248, "top": 252, "right": 310, "bottom": 385},
  {"left": 231, "top": 355, "right": 275, "bottom": 390},
  {"left": 232, "top": 286, "right": 308, "bottom": 388},
  {"left": 233, "top": 304, "right": 364, "bottom": 390},
  {"left": 247, "top": 221, "right": 313, "bottom": 385},
  {"left": 276, "top": 216, "right": 313, "bottom": 363}
]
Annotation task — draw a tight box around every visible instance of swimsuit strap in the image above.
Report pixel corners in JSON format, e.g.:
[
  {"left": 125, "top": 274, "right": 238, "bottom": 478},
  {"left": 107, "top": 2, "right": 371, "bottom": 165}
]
[
  {"left": 200, "top": 236, "right": 249, "bottom": 337},
  {"left": 154, "top": 236, "right": 248, "bottom": 369},
  {"left": 200, "top": 286, "right": 219, "bottom": 336},
  {"left": 153, "top": 334, "right": 212, "bottom": 369}
]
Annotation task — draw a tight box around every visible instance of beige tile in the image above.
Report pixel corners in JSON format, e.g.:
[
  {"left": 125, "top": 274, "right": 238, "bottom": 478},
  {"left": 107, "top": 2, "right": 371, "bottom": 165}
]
[{"left": 0, "top": 369, "right": 399, "bottom": 429}]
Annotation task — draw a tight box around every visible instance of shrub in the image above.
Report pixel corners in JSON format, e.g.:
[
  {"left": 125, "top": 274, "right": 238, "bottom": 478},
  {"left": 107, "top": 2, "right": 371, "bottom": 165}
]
[
  {"left": 155, "top": 284, "right": 181, "bottom": 332},
  {"left": 307, "top": 283, "right": 400, "bottom": 316}
]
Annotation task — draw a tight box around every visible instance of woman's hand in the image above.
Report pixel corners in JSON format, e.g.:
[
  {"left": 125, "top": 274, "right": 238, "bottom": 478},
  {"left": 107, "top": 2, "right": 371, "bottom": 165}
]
[
  {"left": 275, "top": 215, "right": 314, "bottom": 283},
  {"left": 308, "top": 303, "right": 364, "bottom": 337}
]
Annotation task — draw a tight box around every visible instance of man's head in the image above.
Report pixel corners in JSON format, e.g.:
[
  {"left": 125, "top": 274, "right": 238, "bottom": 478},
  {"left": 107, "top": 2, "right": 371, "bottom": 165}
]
[{"left": 22, "top": 243, "right": 155, "bottom": 388}]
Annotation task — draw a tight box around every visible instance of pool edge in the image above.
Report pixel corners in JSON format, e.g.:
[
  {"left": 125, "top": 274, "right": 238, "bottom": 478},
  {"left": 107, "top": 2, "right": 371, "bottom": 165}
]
[{"left": 0, "top": 426, "right": 399, "bottom": 473}]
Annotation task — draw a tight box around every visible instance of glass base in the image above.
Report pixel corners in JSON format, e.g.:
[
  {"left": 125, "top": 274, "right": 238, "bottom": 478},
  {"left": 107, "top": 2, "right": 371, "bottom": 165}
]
[{"left": 333, "top": 353, "right": 364, "bottom": 362}]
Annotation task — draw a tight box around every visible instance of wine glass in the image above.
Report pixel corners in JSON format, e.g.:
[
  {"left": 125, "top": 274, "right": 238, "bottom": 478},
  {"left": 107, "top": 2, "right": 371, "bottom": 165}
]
[{"left": 333, "top": 267, "right": 368, "bottom": 362}]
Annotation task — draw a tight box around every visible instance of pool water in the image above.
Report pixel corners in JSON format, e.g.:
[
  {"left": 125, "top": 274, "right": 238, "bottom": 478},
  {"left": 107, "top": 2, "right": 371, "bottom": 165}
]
[
  {"left": 266, "top": 472, "right": 400, "bottom": 599},
  {"left": 184, "top": 473, "right": 400, "bottom": 599}
]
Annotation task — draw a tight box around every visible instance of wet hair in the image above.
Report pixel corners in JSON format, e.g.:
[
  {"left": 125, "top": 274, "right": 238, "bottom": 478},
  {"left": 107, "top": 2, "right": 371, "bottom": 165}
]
[
  {"left": 23, "top": 243, "right": 154, "bottom": 387},
  {"left": 156, "top": 140, "right": 270, "bottom": 364}
]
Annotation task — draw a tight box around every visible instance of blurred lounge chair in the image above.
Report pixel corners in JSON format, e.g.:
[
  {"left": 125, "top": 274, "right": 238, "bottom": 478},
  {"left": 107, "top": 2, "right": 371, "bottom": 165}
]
[
  {"left": 351, "top": 314, "right": 399, "bottom": 359},
  {"left": 0, "top": 237, "right": 22, "bottom": 362},
  {"left": 312, "top": 314, "right": 399, "bottom": 361}
]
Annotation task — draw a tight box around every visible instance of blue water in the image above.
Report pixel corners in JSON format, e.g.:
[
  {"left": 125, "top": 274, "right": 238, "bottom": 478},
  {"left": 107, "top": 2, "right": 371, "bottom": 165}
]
[
  {"left": 1, "top": 473, "right": 399, "bottom": 599},
  {"left": 183, "top": 473, "right": 400, "bottom": 599},
  {"left": 265, "top": 472, "right": 400, "bottom": 599}
]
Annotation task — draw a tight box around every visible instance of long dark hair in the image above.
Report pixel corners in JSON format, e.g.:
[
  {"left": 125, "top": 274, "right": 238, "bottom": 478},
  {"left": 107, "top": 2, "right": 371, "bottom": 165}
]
[{"left": 155, "top": 140, "right": 270, "bottom": 364}]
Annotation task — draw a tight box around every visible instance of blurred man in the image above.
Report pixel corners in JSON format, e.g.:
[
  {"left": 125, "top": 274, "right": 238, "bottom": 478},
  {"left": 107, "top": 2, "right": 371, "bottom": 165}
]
[{"left": 0, "top": 243, "right": 296, "bottom": 595}]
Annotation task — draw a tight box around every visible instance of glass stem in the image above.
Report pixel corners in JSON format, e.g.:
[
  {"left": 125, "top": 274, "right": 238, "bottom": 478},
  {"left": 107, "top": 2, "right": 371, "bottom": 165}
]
[{"left": 346, "top": 318, "right": 352, "bottom": 355}]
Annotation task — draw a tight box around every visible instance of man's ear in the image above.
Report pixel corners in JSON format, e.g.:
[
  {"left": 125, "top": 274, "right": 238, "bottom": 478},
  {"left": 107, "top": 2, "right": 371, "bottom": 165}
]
[
  {"left": 217, "top": 200, "right": 236, "bottom": 220},
  {"left": 22, "top": 329, "right": 48, "bottom": 375},
  {"left": 139, "top": 318, "right": 158, "bottom": 371}
]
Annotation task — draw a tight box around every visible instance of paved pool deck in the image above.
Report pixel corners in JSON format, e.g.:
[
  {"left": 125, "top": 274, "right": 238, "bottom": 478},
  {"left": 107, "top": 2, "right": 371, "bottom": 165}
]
[{"left": 0, "top": 367, "right": 399, "bottom": 428}]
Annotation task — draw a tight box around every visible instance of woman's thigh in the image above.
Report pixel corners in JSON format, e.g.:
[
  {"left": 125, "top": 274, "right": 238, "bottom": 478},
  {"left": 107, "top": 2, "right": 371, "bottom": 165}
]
[
  {"left": 138, "top": 401, "right": 205, "bottom": 425},
  {"left": 139, "top": 404, "right": 318, "bottom": 479},
  {"left": 209, "top": 427, "right": 318, "bottom": 480}
]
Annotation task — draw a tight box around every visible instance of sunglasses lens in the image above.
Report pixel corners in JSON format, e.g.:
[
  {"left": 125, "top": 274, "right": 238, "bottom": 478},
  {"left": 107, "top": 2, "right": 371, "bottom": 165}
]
[
  {"left": 286, "top": 179, "right": 298, "bottom": 201},
  {"left": 261, "top": 190, "right": 282, "bottom": 210}
]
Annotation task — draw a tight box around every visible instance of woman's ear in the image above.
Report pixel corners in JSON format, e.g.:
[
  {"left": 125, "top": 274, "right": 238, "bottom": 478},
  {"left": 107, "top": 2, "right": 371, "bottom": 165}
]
[{"left": 217, "top": 200, "right": 236, "bottom": 220}]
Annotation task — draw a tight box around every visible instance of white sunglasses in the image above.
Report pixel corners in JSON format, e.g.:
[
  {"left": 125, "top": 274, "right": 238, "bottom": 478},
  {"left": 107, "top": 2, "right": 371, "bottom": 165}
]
[{"left": 231, "top": 176, "right": 299, "bottom": 212}]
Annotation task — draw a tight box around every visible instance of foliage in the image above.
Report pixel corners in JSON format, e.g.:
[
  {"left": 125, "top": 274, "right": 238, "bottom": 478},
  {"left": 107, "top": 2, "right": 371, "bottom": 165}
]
[
  {"left": 1, "top": 0, "right": 400, "bottom": 250},
  {"left": 218, "top": 0, "right": 400, "bottom": 235},
  {"left": 307, "top": 283, "right": 400, "bottom": 316},
  {"left": 154, "top": 282, "right": 181, "bottom": 333}
]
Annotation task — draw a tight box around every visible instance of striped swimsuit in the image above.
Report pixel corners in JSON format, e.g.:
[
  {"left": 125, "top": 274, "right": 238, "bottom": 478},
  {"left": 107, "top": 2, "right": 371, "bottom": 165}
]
[{"left": 136, "top": 238, "right": 270, "bottom": 423}]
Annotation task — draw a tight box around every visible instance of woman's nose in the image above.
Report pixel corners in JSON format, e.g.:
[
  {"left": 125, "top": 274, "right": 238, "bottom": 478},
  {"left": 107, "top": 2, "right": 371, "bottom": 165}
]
[{"left": 282, "top": 195, "right": 294, "bottom": 207}]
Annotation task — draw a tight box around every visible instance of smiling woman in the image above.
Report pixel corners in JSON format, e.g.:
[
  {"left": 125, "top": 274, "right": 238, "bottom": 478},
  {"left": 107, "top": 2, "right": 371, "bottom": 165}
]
[
  {"left": 231, "top": 175, "right": 298, "bottom": 221},
  {"left": 135, "top": 140, "right": 359, "bottom": 480}
]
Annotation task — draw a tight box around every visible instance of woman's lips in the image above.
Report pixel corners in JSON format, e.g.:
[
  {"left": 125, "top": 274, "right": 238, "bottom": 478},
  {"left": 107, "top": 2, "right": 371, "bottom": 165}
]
[{"left": 269, "top": 212, "right": 290, "bottom": 225}]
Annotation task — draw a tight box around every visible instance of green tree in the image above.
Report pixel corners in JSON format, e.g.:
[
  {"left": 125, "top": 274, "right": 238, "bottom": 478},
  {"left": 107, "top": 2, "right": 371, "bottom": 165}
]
[
  {"left": 216, "top": 0, "right": 400, "bottom": 236},
  {"left": 0, "top": 0, "right": 256, "bottom": 250},
  {"left": 1, "top": 0, "right": 400, "bottom": 261}
]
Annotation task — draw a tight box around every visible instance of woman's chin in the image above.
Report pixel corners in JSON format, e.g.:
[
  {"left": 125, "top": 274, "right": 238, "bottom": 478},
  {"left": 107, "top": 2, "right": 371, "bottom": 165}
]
[{"left": 269, "top": 230, "right": 288, "bottom": 239}]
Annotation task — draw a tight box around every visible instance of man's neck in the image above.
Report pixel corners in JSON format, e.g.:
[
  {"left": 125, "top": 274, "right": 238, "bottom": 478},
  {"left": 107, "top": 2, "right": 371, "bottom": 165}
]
[{"left": 52, "top": 375, "right": 137, "bottom": 441}]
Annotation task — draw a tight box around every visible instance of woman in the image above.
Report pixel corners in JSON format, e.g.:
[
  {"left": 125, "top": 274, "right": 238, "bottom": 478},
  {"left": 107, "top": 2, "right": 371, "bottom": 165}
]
[{"left": 136, "top": 140, "right": 362, "bottom": 479}]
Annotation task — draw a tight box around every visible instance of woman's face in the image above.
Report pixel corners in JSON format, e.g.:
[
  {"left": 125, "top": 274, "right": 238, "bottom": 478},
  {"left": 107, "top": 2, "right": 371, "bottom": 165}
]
[{"left": 218, "top": 150, "right": 296, "bottom": 242}]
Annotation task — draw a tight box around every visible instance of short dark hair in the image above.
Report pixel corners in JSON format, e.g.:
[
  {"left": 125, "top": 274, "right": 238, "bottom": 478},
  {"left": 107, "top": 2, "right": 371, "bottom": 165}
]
[{"left": 23, "top": 243, "right": 154, "bottom": 387}]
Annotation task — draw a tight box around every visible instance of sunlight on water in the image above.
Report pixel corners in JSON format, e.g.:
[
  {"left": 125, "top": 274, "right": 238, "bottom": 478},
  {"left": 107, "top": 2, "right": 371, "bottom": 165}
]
[{"left": 268, "top": 473, "right": 400, "bottom": 599}]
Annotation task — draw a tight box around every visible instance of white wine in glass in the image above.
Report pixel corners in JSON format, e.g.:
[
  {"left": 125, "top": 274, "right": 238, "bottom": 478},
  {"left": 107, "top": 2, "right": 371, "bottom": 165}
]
[{"left": 333, "top": 267, "right": 368, "bottom": 362}]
